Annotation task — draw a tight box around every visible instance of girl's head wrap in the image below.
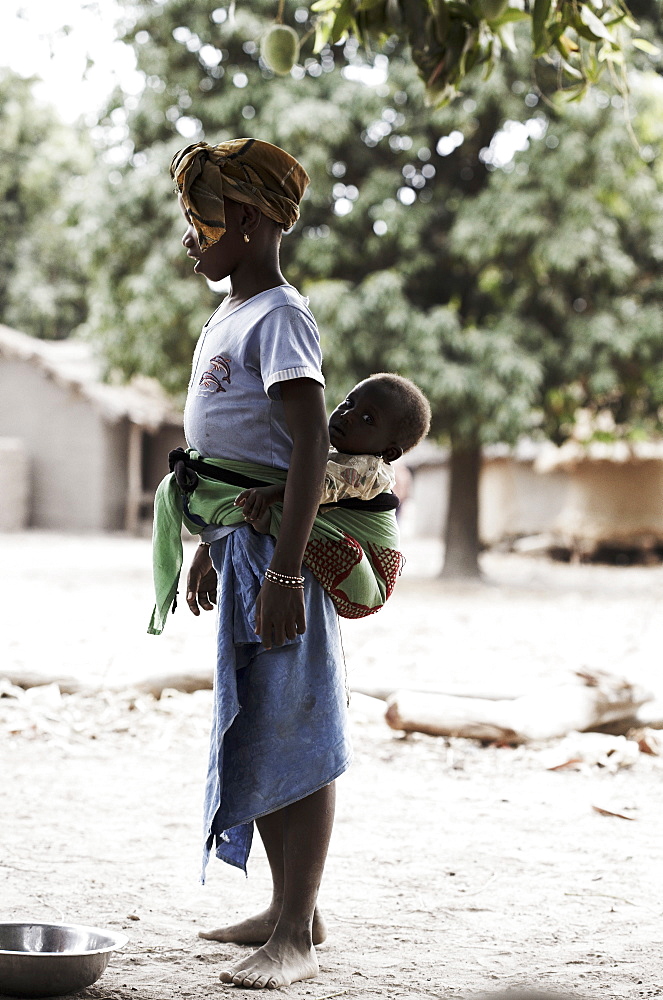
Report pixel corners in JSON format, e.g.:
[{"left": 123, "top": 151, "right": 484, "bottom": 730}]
[{"left": 171, "top": 137, "right": 310, "bottom": 250}]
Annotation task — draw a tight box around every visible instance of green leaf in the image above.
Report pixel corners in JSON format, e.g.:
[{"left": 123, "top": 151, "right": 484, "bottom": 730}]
[
  {"left": 548, "top": 21, "right": 567, "bottom": 43},
  {"left": 482, "top": 46, "right": 498, "bottom": 78},
  {"left": 490, "top": 8, "right": 529, "bottom": 24},
  {"left": 586, "top": 51, "right": 600, "bottom": 79},
  {"left": 464, "top": 47, "right": 479, "bottom": 72},
  {"left": 446, "top": 2, "right": 479, "bottom": 26},
  {"left": 554, "top": 36, "right": 578, "bottom": 59},
  {"left": 579, "top": 5, "right": 615, "bottom": 43},
  {"left": 433, "top": 0, "right": 450, "bottom": 42},
  {"left": 498, "top": 21, "right": 518, "bottom": 52},
  {"left": 549, "top": 49, "right": 584, "bottom": 78},
  {"left": 310, "top": 0, "right": 341, "bottom": 11},
  {"left": 573, "top": 20, "right": 606, "bottom": 42},
  {"left": 564, "top": 84, "right": 589, "bottom": 101},
  {"left": 632, "top": 37, "right": 660, "bottom": 55},
  {"left": 532, "top": 0, "right": 551, "bottom": 56},
  {"left": 330, "top": 0, "right": 353, "bottom": 42},
  {"left": 312, "top": 11, "right": 334, "bottom": 51},
  {"left": 599, "top": 46, "right": 624, "bottom": 62},
  {"left": 424, "top": 81, "right": 458, "bottom": 106},
  {"left": 355, "top": 0, "right": 387, "bottom": 11}
]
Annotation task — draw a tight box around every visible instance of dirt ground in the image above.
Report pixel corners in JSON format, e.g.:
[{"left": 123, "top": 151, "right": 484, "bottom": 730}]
[{"left": 2, "top": 531, "right": 663, "bottom": 1000}]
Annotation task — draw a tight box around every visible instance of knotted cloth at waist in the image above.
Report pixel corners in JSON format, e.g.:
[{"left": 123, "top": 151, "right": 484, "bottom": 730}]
[
  {"left": 148, "top": 449, "right": 403, "bottom": 635},
  {"left": 168, "top": 447, "right": 400, "bottom": 512}
]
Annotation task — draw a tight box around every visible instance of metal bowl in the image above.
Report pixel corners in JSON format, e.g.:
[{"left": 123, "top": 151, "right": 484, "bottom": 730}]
[{"left": 0, "top": 923, "right": 128, "bottom": 998}]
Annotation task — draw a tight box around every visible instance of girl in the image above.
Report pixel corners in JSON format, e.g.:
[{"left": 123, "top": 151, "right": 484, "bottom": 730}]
[{"left": 171, "top": 138, "right": 351, "bottom": 990}]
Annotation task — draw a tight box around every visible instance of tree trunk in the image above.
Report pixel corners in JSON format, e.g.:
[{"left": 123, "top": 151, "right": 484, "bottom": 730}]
[{"left": 441, "top": 440, "right": 482, "bottom": 579}]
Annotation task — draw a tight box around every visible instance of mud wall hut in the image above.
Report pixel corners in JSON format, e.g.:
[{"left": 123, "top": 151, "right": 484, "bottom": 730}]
[{"left": 0, "top": 325, "right": 184, "bottom": 533}]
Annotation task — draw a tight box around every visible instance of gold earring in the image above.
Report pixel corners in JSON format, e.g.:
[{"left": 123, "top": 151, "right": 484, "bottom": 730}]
[{"left": 243, "top": 232, "right": 250, "bottom": 244}]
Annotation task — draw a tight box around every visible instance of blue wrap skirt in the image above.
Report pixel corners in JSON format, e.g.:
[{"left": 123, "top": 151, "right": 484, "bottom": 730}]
[{"left": 202, "top": 525, "right": 352, "bottom": 878}]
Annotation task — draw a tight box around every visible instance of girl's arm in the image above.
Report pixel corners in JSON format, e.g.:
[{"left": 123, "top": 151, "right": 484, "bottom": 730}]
[{"left": 254, "top": 377, "right": 328, "bottom": 649}]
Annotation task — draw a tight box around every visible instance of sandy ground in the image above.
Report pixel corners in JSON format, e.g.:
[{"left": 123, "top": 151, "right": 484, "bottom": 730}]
[{"left": 2, "top": 531, "right": 663, "bottom": 1000}]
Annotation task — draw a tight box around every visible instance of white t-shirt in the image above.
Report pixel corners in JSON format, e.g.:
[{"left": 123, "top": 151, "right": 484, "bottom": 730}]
[
  {"left": 183, "top": 283, "right": 325, "bottom": 542},
  {"left": 184, "top": 284, "right": 324, "bottom": 467}
]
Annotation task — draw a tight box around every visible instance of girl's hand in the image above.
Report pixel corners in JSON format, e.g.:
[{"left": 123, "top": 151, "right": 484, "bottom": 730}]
[
  {"left": 186, "top": 544, "right": 217, "bottom": 616},
  {"left": 254, "top": 580, "right": 306, "bottom": 650}
]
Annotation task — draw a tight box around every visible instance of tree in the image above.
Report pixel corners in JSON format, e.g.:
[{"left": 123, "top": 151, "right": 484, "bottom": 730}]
[
  {"left": 256, "top": 0, "right": 662, "bottom": 106},
  {"left": 0, "top": 69, "right": 92, "bottom": 340},
  {"left": 89, "top": 3, "right": 543, "bottom": 567},
  {"left": 79, "top": 149, "right": 214, "bottom": 397},
  {"left": 89, "top": 2, "right": 663, "bottom": 577},
  {"left": 269, "top": 42, "right": 663, "bottom": 576},
  {"left": 450, "top": 71, "right": 663, "bottom": 442}
]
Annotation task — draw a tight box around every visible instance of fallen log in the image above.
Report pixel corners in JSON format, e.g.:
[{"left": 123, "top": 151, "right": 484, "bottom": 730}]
[
  {"left": 352, "top": 683, "right": 522, "bottom": 702},
  {"left": 132, "top": 670, "right": 213, "bottom": 698},
  {"left": 385, "top": 671, "right": 653, "bottom": 743},
  {"left": 1, "top": 669, "right": 214, "bottom": 699},
  {"left": 1, "top": 670, "right": 87, "bottom": 696},
  {"left": 594, "top": 698, "right": 663, "bottom": 734}
]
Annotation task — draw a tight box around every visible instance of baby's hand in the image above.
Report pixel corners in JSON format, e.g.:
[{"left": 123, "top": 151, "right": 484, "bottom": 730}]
[{"left": 235, "top": 487, "right": 270, "bottom": 523}]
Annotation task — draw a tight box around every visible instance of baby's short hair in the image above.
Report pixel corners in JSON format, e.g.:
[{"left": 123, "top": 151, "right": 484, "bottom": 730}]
[{"left": 368, "top": 373, "right": 431, "bottom": 453}]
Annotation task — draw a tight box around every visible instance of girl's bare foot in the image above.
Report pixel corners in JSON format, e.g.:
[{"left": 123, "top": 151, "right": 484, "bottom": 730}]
[
  {"left": 219, "top": 930, "right": 318, "bottom": 989},
  {"left": 198, "top": 906, "right": 326, "bottom": 946}
]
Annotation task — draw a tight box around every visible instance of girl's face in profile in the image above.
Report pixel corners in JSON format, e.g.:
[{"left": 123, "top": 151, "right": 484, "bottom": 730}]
[{"left": 178, "top": 194, "right": 243, "bottom": 282}]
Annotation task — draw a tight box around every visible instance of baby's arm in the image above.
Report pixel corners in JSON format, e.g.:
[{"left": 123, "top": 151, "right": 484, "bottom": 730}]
[{"left": 234, "top": 484, "right": 285, "bottom": 523}]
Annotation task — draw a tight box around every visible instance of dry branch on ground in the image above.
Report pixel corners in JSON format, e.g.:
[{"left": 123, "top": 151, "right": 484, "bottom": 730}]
[{"left": 385, "top": 671, "right": 654, "bottom": 743}]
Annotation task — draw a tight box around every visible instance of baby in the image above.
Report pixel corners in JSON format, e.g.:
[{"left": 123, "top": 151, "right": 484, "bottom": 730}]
[{"left": 235, "top": 372, "right": 431, "bottom": 529}]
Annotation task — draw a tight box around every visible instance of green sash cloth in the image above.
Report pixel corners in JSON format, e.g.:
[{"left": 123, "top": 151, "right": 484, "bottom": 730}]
[{"left": 148, "top": 451, "right": 403, "bottom": 635}]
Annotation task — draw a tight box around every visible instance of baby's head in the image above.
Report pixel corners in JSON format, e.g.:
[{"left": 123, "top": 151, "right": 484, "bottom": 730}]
[{"left": 328, "top": 373, "right": 431, "bottom": 462}]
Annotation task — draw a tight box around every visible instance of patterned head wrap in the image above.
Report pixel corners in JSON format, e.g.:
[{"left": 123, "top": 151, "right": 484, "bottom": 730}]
[{"left": 170, "top": 137, "right": 310, "bottom": 250}]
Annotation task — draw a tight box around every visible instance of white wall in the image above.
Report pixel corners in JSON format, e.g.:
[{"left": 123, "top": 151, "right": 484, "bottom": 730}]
[
  {"left": 554, "top": 459, "right": 663, "bottom": 548},
  {"left": 410, "top": 463, "right": 450, "bottom": 539},
  {"left": 0, "top": 359, "right": 113, "bottom": 530},
  {"left": 480, "top": 458, "right": 569, "bottom": 543},
  {"left": 0, "top": 438, "right": 29, "bottom": 530},
  {"left": 409, "top": 456, "right": 570, "bottom": 542}
]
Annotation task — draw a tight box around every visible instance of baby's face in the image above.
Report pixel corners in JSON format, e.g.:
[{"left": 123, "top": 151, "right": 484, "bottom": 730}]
[{"left": 328, "top": 381, "right": 398, "bottom": 457}]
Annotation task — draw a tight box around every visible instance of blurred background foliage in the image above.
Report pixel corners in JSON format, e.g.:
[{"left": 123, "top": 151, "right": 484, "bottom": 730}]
[
  {"left": 0, "top": 69, "right": 92, "bottom": 339},
  {"left": 2, "top": 0, "right": 663, "bottom": 573}
]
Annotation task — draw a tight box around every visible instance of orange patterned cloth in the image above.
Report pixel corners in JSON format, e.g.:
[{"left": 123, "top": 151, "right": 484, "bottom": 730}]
[{"left": 171, "top": 137, "right": 310, "bottom": 249}]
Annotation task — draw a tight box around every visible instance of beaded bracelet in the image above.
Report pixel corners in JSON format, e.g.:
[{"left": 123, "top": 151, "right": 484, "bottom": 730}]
[
  {"left": 265, "top": 568, "right": 304, "bottom": 584},
  {"left": 265, "top": 578, "right": 304, "bottom": 590},
  {"left": 264, "top": 568, "right": 305, "bottom": 589}
]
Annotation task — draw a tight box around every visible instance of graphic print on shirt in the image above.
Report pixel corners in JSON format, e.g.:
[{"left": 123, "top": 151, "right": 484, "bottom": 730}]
[{"left": 198, "top": 354, "right": 232, "bottom": 395}]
